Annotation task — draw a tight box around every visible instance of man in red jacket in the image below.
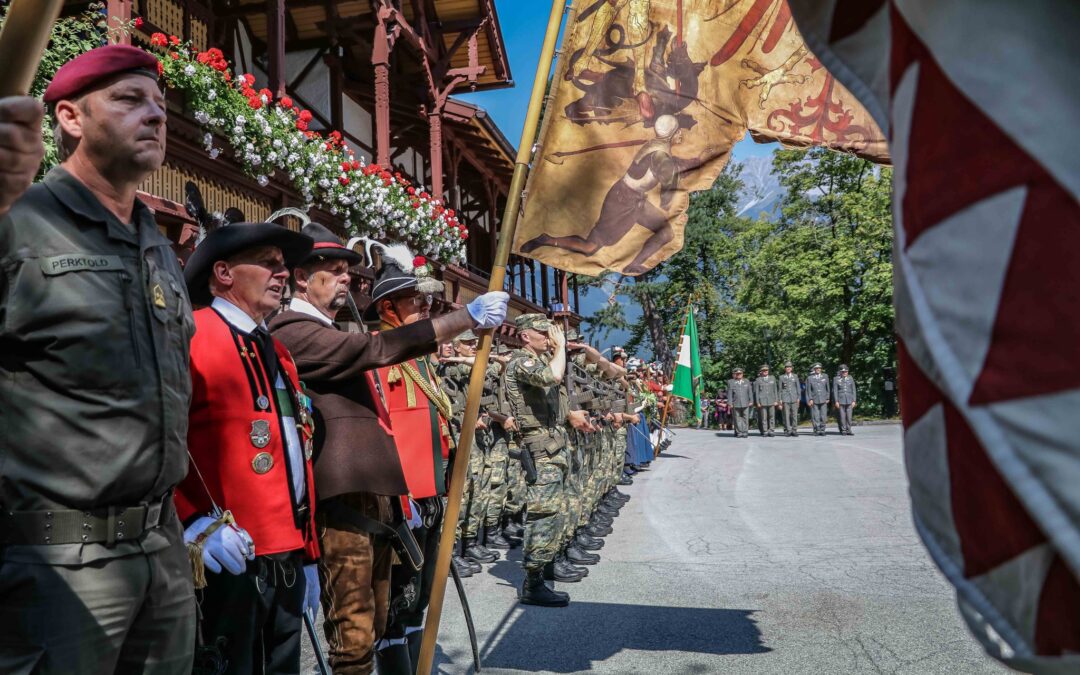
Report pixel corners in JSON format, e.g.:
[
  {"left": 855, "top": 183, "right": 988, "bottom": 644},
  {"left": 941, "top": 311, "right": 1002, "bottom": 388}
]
[
  {"left": 179, "top": 222, "right": 318, "bottom": 674},
  {"left": 270, "top": 227, "right": 508, "bottom": 674}
]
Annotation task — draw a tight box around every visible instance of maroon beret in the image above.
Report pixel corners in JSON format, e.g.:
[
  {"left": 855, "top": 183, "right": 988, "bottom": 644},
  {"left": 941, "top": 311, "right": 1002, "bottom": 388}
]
[{"left": 44, "top": 44, "right": 159, "bottom": 104}]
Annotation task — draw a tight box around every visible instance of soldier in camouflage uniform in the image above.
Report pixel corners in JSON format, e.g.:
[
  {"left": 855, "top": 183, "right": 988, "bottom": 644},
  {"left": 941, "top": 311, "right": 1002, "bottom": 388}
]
[
  {"left": 505, "top": 314, "right": 593, "bottom": 605},
  {"left": 561, "top": 335, "right": 602, "bottom": 570},
  {"left": 494, "top": 343, "right": 527, "bottom": 543},
  {"left": 437, "top": 331, "right": 500, "bottom": 567},
  {"left": 480, "top": 348, "right": 516, "bottom": 551}
]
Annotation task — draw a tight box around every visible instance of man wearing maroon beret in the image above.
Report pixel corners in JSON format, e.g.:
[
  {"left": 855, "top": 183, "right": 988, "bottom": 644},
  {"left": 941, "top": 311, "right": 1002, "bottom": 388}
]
[{"left": 0, "top": 45, "right": 196, "bottom": 673}]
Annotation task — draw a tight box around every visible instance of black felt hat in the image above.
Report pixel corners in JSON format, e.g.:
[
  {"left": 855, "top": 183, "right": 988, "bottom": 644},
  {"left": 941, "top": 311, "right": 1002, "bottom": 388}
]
[
  {"left": 300, "top": 222, "right": 362, "bottom": 265},
  {"left": 184, "top": 222, "right": 313, "bottom": 306}
]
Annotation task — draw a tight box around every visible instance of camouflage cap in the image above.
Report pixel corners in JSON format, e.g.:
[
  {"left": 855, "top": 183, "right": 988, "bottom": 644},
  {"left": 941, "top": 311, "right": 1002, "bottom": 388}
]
[
  {"left": 495, "top": 342, "right": 512, "bottom": 355},
  {"left": 839, "top": 364, "right": 849, "bottom": 372},
  {"left": 453, "top": 329, "right": 478, "bottom": 344},
  {"left": 515, "top": 313, "right": 552, "bottom": 332},
  {"left": 566, "top": 326, "right": 582, "bottom": 341},
  {"left": 784, "top": 360, "right": 793, "bottom": 368}
]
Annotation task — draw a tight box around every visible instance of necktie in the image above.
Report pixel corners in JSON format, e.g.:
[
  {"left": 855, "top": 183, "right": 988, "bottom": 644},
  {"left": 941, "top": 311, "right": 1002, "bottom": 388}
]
[{"left": 252, "top": 326, "right": 279, "bottom": 388}]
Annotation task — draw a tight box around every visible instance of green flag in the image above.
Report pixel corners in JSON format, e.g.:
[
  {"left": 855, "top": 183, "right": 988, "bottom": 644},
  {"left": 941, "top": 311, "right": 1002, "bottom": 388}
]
[{"left": 672, "top": 307, "right": 702, "bottom": 423}]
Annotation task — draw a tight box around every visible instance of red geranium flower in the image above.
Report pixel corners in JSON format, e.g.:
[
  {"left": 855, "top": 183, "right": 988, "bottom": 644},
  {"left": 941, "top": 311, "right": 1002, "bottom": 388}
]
[
  {"left": 413, "top": 256, "right": 427, "bottom": 267},
  {"left": 340, "top": 161, "right": 351, "bottom": 172},
  {"left": 134, "top": 17, "right": 144, "bottom": 29},
  {"left": 169, "top": 35, "right": 181, "bottom": 46},
  {"left": 248, "top": 96, "right": 262, "bottom": 110},
  {"left": 169, "top": 52, "right": 179, "bottom": 60},
  {"left": 150, "top": 33, "right": 167, "bottom": 47},
  {"left": 258, "top": 88, "right": 272, "bottom": 101},
  {"left": 298, "top": 110, "right": 313, "bottom": 122},
  {"left": 243, "top": 73, "right": 256, "bottom": 87},
  {"left": 296, "top": 120, "right": 308, "bottom": 131},
  {"left": 351, "top": 160, "right": 361, "bottom": 171},
  {"left": 406, "top": 187, "right": 415, "bottom": 196},
  {"left": 339, "top": 176, "right": 350, "bottom": 186},
  {"left": 279, "top": 96, "right": 293, "bottom": 109},
  {"left": 156, "top": 61, "right": 164, "bottom": 76}
]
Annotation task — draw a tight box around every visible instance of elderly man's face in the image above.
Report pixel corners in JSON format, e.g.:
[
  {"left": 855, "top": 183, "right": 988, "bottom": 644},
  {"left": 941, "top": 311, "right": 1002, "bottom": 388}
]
[
  {"left": 60, "top": 74, "right": 167, "bottom": 181},
  {"left": 297, "top": 258, "right": 351, "bottom": 318},
  {"left": 216, "top": 245, "right": 288, "bottom": 320}
]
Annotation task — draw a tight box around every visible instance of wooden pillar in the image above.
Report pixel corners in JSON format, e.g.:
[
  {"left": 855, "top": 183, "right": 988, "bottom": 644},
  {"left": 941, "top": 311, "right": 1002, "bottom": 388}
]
[
  {"left": 327, "top": 51, "right": 344, "bottom": 132},
  {"left": 573, "top": 275, "right": 580, "bottom": 313},
  {"left": 530, "top": 260, "right": 538, "bottom": 304},
  {"left": 107, "top": 0, "right": 132, "bottom": 44},
  {"left": 372, "top": 17, "right": 392, "bottom": 167},
  {"left": 428, "top": 111, "right": 444, "bottom": 205},
  {"left": 267, "top": 0, "right": 286, "bottom": 96}
]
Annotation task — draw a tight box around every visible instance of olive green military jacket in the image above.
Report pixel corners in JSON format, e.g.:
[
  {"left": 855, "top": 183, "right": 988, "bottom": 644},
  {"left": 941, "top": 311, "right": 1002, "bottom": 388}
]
[
  {"left": 504, "top": 348, "right": 564, "bottom": 435},
  {"left": 779, "top": 373, "right": 801, "bottom": 403},
  {"left": 0, "top": 168, "right": 194, "bottom": 564}
]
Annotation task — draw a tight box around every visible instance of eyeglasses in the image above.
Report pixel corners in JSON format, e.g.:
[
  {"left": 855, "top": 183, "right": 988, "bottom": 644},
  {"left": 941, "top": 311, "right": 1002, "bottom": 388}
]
[{"left": 396, "top": 293, "right": 434, "bottom": 309}]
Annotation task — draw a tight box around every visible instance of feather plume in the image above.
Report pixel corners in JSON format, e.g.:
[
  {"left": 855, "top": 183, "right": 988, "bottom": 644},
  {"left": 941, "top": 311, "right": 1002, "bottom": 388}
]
[
  {"left": 267, "top": 207, "right": 312, "bottom": 227},
  {"left": 377, "top": 242, "right": 417, "bottom": 274}
]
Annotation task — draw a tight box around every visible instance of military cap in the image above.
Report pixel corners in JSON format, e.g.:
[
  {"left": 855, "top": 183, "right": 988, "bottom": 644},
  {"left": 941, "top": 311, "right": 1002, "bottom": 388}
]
[
  {"left": 453, "top": 329, "right": 478, "bottom": 344},
  {"left": 733, "top": 367, "right": 744, "bottom": 374},
  {"left": 515, "top": 313, "right": 552, "bottom": 332},
  {"left": 839, "top": 364, "right": 849, "bottom": 372},
  {"left": 44, "top": 45, "right": 160, "bottom": 104},
  {"left": 495, "top": 342, "right": 512, "bottom": 355},
  {"left": 185, "top": 222, "right": 313, "bottom": 306},
  {"left": 566, "top": 327, "right": 582, "bottom": 341},
  {"left": 759, "top": 364, "right": 770, "bottom": 371},
  {"left": 811, "top": 362, "right": 823, "bottom": 369},
  {"left": 784, "top": 361, "right": 793, "bottom": 368},
  {"left": 299, "top": 222, "right": 362, "bottom": 265}
]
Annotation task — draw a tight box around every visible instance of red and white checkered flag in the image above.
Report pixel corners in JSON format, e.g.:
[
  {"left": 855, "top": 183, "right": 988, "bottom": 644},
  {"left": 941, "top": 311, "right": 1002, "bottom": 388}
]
[{"left": 788, "top": 1, "right": 1080, "bottom": 669}]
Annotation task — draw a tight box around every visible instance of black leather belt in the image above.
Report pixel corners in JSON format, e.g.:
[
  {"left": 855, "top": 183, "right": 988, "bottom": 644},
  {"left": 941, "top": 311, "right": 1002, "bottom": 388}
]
[{"left": 1, "top": 492, "right": 172, "bottom": 546}]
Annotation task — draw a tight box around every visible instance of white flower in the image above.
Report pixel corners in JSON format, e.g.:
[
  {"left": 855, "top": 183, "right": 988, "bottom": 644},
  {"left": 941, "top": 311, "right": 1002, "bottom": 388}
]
[
  {"left": 209, "top": 148, "right": 221, "bottom": 159},
  {"left": 184, "top": 64, "right": 196, "bottom": 77},
  {"left": 207, "top": 89, "right": 217, "bottom": 101},
  {"left": 195, "top": 111, "right": 210, "bottom": 124},
  {"left": 257, "top": 175, "right": 269, "bottom": 187}
]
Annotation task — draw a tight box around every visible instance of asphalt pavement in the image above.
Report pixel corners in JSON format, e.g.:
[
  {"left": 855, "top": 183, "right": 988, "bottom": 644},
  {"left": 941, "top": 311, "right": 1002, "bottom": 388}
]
[{"left": 307, "top": 424, "right": 1008, "bottom": 674}]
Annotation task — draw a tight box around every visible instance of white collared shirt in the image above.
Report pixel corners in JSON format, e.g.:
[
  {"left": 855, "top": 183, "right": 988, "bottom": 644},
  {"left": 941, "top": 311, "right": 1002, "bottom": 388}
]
[
  {"left": 289, "top": 297, "right": 335, "bottom": 326},
  {"left": 211, "top": 297, "right": 306, "bottom": 503}
]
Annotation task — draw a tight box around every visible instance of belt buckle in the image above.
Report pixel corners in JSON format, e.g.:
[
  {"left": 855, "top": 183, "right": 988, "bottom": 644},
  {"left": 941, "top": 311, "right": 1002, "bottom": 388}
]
[{"left": 144, "top": 498, "right": 163, "bottom": 529}]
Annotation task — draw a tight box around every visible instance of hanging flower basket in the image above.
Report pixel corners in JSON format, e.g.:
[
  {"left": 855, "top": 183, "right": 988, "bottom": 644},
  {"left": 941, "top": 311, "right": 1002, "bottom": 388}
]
[{"left": 149, "top": 33, "right": 467, "bottom": 264}]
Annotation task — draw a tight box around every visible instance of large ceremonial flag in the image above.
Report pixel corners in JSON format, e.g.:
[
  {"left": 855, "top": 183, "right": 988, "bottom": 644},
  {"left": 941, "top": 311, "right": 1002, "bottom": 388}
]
[
  {"left": 671, "top": 308, "right": 702, "bottom": 423},
  {"left": 514, "top": 0, "right": 887, "bottom": 276},
  {"left": 786, "top": 1, "right": 1080, "bottom": 670}
]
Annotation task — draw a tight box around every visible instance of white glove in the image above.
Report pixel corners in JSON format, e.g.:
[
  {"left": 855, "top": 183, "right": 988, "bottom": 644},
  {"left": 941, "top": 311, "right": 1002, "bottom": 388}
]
[
  {"left": 406, "top": 498, "right": 423, "bottom": 529},
  {"left": 466, "top": 291, "right": 509, "bottom": 329},
  {"left": 183, "top": 516, "right": 254, "bottom": 575}
]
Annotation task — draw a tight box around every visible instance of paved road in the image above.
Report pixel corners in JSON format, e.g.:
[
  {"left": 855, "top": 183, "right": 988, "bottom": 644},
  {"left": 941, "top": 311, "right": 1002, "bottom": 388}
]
[{"left": 308, "top": 425, "right": 1007, "bottom": 674}]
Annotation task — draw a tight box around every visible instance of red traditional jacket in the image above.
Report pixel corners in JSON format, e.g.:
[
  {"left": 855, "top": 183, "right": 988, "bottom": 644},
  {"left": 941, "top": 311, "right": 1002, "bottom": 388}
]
[
  {"left": 376, "top": 354, "right": 451, "bottom": 499},
  {"left": 176, "top": 308, "right": 319, "bottom": 560}
]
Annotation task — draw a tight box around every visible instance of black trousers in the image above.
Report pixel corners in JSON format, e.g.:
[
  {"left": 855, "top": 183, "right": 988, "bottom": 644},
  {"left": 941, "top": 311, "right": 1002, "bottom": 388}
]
[
  {"left": 199, "top": 550, "right": 306, "bottom": 675},
  {"left": 384, "top": 508, "right": 444, "bottom": 639},
  {"left": 0, "top": 518, "right": 195, "bottom": 675}
]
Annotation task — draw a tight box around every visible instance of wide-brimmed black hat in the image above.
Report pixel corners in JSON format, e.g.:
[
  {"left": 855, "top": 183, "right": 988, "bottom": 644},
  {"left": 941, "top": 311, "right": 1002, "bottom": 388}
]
[
  {"left": 300, "top": 222, "right": 362, "bottom": 265},
  {"left": 184, "top": 222, "right": 313, "bottom": 305},
  {"left": 362, "top": 242, "right": 444, "bottom": 323}
]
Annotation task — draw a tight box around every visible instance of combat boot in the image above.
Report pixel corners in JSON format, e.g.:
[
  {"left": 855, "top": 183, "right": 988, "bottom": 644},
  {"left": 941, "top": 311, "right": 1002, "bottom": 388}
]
[
  {"left": 502, "top": 514, "right": 524, "bottom": 541},
  {"left": 452, "top": 555, "right": 475, "bottom": 578},
  {"left": 463, "top": 537, "right": 498, "bottom": 563},
  {"left": 618, "top": 474, "right": 634, "bottom": 486},
  {"left": 484, "top": 526, "right": 513, "bottom": 550},
  {"left": 546, "top": 558, "right": 584, "bottom": 582},
  {"left": 521, "top": 570, "right": 570, "bottom": 606},
  {"left": 558, "top": 553, "right": 590, "bottom": 577},
  {"left": 374, "top": 642, "right": 413, "bottom": 675},
  {"left": 585, "top": 522, "right": 612, "bottom": 537},
  {"left": 595, "top": 503, "right": 619, "bottom": 517},
  {"left": 575, "top": 531, "right": 604, "bottom": 551},
  {"left": 566, "top": 543, "right": 599, "bottom": 565},
  {"left": 590, "top": 512, "right": 614, "bottom": 526}
]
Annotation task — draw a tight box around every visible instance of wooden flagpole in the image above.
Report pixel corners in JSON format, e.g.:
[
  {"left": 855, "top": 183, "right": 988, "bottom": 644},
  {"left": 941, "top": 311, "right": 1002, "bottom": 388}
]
[
  {"left": 414, "top": 1, "right": 568, "bottom": 672},
  {"left": 659, "top": 296, "right": 695, "bottom": 433},
  {"left": 0, "top": 0, "right": 65, "bottom": 96}
]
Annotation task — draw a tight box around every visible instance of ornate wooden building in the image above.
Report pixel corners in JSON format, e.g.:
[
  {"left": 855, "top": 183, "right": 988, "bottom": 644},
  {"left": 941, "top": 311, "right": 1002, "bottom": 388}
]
[{"left": 80, "top": 0, "right": 581, "bottom": 333}]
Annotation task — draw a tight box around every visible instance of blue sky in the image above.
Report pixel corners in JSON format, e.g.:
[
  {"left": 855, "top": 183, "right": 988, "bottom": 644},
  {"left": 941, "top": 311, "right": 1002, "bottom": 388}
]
[{"left": 457, "top": 0, "right": 777, "bottom": 161}]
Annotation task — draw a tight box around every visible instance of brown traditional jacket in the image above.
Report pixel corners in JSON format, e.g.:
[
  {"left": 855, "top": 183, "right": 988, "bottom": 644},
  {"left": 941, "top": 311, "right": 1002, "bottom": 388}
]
[{"left": 268, "top": 310, "right": 437, "bottom": 500}]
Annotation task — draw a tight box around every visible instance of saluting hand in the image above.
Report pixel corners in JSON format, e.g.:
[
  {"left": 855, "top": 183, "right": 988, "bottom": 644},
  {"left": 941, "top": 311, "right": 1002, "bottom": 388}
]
[
  {"left": 0, "top": 97, "right": 45, "bottom": 218},
  {"left": 548, "top": 323, "right": 565, "bottom": 349}
]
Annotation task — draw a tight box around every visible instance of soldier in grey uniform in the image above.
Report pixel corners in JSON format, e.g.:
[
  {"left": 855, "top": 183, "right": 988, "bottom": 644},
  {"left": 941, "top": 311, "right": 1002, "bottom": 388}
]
[
  {"left": 805, "top": 363, "right": 831, "bottom": 436},
  {"left": 726, "top": 368, "right": 753, "bottom": 438},
  {"left": 753, "top": 364, "right": 780, "bottom": 437},
  {"left": 779, "top": 361, "right": 801, "bottom": 437},
  {"left": 0, "top": 48, "right": 196, "bottom": 673},
  {"left": 833, "top": 365, "right": 858, "bottom": 435}
]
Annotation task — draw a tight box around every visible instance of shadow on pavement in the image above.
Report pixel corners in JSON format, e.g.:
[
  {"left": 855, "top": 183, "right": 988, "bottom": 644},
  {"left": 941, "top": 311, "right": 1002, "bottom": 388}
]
[
  {"left": 657, "top": 453, "right": 690, "bottom": 459},
  {"left": 476, "top": 602, "right": 769, "bottom": 673}
]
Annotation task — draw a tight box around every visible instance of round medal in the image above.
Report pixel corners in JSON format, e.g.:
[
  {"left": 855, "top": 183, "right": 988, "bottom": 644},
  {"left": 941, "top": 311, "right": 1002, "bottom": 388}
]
[
  {"left": 251, "top": 452, "right": 274, "bottom": 474},
  {"left": 257, "top": 395, "right": 270, "bottom": 411}
]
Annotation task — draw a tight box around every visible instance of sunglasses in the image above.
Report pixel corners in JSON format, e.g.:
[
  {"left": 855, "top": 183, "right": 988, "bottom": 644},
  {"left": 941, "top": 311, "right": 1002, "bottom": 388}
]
[{"left": 395, "top": 293, "right": 434, "bottom": 309}]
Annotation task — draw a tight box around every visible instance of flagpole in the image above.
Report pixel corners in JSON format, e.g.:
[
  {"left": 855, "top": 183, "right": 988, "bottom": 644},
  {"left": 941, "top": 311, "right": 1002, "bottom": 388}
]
[
  {"left": 661, "top": 295, "right": 696, "bottom": 432},
  {"left": 414, "top": 1, "right": 568, "bottom": 672},
  {"left": 0, "top": 0, "right": 65, "bottom": 96}
]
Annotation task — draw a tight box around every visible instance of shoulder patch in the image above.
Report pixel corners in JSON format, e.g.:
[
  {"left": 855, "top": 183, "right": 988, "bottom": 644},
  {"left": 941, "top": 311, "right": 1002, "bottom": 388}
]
[{"left": 523, "top": 359, "right": 535, "bottom": 368}]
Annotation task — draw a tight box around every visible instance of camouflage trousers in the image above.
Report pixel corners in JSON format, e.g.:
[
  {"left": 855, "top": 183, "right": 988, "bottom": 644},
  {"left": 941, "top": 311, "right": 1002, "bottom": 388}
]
[
  {"left": 458, "top": 435, "right": 488, "bottom": 539},
  {"left": 561, "top": 442, "right": 584, "bottom": 546},
  {"left": 503, "top": 442, "right": 527, "bottom": 516},
  {"left": 523, "top": 448, "right": 569, "bottom": 571},
  {"left": 481, "top": 436, "right": 510, "bottom": 528}
]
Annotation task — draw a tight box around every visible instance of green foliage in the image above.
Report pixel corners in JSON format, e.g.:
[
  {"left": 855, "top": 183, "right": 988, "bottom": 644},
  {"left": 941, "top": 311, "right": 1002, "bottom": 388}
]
[
  {"left": 586, "top": 146, "right": 897, "bottom": 416},
  {"left": 0, "top": 3, "right": 126, "bottom": 176}
]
